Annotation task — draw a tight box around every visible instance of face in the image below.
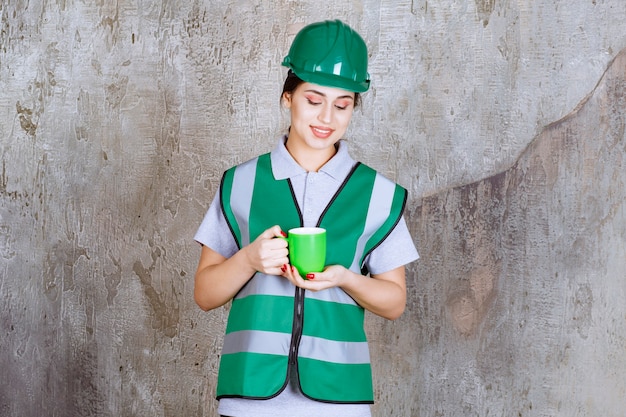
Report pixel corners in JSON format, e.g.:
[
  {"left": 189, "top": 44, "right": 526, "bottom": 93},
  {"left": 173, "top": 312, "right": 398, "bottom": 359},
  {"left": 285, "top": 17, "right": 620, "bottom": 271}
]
[{"left": 282, "top": 82, "right": 355, "bottom": 155}]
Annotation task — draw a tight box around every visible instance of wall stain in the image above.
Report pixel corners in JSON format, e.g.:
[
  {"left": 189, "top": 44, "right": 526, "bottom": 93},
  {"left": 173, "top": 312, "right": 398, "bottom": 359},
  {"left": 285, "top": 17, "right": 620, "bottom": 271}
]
[
  {"left": 105, "top": 76, "right": 129, "bottom": 109},
  {"left": 74, "top": 89, "right": 92, "bottom": 141},
  {"left": 132, "top": 242, "right": 180, "bottom": 338},
  {"left": 184, "top": 4, "right": 208, "bottom": 37},
  {"left": 43, "top": 240, "right": 89, "bottom": 300},
  {"left": 13, "top": 43, "right": 59, "bottom": 138},
  {"left": 0, "top": 224, "right": 16, "bottom": 259},
  {"left": 572, "top": 283, "right": 593, "bottom": 339},
  {"left": 16, "top": 101, "right": 37, "bottom": 136},
  {"left": 444, "top": 176, "right": 504, "bottom": 336},
  {"left": 475, "top": 0, "right": 496, "bottom": 27},
  {"left": 65, "top": 342, "right": 105, "bottom": 416},
  {"left": 104, "top": 254, "right": 122, "bottom": 306}
]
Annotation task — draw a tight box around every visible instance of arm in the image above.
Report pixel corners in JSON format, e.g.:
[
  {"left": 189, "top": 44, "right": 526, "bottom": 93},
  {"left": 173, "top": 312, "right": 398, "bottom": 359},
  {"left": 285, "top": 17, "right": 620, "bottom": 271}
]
[
  {"left": 342, "top": 266, "right": 406, "bottom": 320},
  {"left": 194, "top": 225, "right": 289, "bottom": 311},
  {"left": 282, "top": 265, "right": 407, "bottom": 320}
]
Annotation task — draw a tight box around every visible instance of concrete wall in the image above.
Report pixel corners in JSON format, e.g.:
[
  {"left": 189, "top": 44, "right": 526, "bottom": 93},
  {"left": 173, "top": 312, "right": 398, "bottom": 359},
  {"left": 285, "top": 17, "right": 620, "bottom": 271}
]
[{"left": 1, "top": 1, "right": 625, "bottom": 416}]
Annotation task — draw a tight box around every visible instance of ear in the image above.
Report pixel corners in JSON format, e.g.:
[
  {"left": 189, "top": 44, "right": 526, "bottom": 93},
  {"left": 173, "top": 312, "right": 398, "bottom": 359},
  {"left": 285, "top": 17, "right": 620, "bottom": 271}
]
[{"left": 282, "top": 92, "right": 292, "bottom": 109}]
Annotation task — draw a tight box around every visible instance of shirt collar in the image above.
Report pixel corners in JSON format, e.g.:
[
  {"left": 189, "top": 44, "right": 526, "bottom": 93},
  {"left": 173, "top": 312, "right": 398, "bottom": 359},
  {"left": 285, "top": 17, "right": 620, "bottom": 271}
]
[{"left": 270, "top": 135, "right": 356, "bottom": 181}]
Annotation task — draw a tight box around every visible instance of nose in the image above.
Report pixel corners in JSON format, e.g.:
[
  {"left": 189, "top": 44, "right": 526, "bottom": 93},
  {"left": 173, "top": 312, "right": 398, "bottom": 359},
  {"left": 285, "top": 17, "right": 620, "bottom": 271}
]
[{"left": 318, "top": 102, "right": 332, "bottom": 124}]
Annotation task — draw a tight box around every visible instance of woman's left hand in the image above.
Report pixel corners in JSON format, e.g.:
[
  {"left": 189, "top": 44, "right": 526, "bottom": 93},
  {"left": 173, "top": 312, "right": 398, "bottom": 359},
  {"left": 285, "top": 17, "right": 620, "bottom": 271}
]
[
  {"left": 281, "top": 262, "right": 407, "bottom": 320},
  {"left": 281, "top": 264, "right": 347, "bottom": 291}
]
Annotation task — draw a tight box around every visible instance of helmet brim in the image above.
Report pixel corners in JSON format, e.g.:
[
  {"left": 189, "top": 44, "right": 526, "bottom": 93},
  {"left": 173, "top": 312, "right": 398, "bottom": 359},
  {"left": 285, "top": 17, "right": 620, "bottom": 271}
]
[{"left": 290, "top": 68, "right": 370, "bottom": 93}]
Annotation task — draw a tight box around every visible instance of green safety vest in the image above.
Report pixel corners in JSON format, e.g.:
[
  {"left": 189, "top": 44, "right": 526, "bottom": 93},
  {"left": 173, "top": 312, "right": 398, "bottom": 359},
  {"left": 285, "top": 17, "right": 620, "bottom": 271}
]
[{"left": 217, "top": 152, "right": 407, "bottom": 403}]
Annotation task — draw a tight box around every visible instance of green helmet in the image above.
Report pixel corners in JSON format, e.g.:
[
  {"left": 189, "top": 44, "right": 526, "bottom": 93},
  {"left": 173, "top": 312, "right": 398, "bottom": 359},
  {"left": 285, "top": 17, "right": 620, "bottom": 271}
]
[{"left": 282, "top": 20, "right": 370, "bottom": 93}]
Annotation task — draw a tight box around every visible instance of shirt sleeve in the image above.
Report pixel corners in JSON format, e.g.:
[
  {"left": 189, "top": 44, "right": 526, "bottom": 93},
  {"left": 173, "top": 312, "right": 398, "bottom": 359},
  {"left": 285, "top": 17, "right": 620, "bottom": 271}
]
[
  {"left": 364, "top": 215, "right": 419, "bottom": 275},
  {"left": 193, "top": 189, "right": 239, "bottom": 259}
]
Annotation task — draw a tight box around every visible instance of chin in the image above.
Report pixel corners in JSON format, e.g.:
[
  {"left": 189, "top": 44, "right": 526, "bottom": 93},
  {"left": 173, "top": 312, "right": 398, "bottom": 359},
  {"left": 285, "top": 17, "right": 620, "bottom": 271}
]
[{"left": 307, "top": 137, "right": 338, "bottom": 150}]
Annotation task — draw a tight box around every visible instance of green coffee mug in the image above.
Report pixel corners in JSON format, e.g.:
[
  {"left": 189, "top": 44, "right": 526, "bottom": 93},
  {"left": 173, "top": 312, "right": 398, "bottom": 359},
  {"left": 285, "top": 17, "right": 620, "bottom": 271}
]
[{"left": 286, "top": 227, "right": 326, "bottom": 276}]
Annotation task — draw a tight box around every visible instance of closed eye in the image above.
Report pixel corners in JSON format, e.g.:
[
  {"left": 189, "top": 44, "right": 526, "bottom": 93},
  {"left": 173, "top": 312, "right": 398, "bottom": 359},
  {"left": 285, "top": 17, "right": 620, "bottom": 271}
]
[{"left": 306, "top": 98, "right": 322, "bottom": 106}]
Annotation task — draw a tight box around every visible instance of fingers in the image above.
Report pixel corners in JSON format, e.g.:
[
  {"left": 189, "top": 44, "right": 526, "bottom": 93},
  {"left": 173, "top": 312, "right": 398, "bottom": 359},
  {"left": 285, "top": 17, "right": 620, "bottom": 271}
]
[
  {"left": 280, "top": 264, "right": 301, "bottom": 285},
  {"left": 245, "top": 226, "right": 290, "bottom": 273},
  {"left": 256, "top": 243, "right": 288, "bottom": 270},
  {"left": 259, "top": 225, "right": 287, "bottom": 240},
  {"left": 281, "top": 265, "right": 329, "bottom": 292}
]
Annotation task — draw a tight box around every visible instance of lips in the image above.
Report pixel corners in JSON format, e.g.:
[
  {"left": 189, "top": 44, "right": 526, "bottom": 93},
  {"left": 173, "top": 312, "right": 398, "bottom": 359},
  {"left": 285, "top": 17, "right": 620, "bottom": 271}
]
[{"left": 311, "top": 125, "right": 334, "bottom": 139}]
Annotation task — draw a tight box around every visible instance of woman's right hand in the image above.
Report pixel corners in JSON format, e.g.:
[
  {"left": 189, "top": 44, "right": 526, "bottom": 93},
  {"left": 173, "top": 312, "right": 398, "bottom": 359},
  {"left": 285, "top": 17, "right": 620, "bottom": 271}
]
[
  {"left": 243, "top": 225, "right": 289, "bottom": 276},
  {"left": 195, "top": 225, "right": 288, "bottom": 311}
]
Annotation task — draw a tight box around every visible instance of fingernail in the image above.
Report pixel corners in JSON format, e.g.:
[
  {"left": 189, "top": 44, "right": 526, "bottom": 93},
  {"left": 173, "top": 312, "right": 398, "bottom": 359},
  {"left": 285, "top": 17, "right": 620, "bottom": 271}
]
[
  {"left": 280, "top": 231, "right": 287, "bottom": 237},
  {"left": 281, "top": 265, "right": 287, "bottom": 273},
  {"left": 306, "top": 273, "right": 315, "bottom": 280}
]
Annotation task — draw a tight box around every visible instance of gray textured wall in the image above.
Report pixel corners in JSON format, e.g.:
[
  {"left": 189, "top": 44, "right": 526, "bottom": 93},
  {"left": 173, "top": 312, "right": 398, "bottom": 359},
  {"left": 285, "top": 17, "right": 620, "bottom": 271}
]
[{"left": 1, "top": 1, "right": 625, "bottom": 416}]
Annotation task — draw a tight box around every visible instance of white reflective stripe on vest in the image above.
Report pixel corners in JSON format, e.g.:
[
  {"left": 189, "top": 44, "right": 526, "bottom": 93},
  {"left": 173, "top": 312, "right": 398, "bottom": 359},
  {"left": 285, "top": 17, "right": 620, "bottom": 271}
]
[
  {"left": 298, "top": 335, "right": 370, "bottom": 364},
  {"left": 234, "top": 273, "right": 294, "bottom": 300},
  {"left": 229, "top": 157, "right": 258, "bottom": 247},
  {"left": 222, "top": 330, "right": 291, "bottom": 356},
  {"left": 304, "top": 285, "right": 357, "bottom": 305},
  {"left": 349, "top": 173, "right": 397, "bottom": 271},
  {"left": 223, "top": 330, "right": 370, "bottom": 365}
]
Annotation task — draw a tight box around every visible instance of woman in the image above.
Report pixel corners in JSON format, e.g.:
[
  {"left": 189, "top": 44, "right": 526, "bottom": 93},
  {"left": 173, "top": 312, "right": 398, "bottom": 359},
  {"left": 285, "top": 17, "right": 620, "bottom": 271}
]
[{"left": 194, "top": 20, "right": 419, "bottom": 417}]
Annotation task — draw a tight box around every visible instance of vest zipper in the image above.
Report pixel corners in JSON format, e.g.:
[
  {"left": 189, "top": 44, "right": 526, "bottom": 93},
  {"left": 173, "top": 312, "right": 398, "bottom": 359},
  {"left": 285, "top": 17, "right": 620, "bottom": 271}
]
[{"left": 289, "top": 287, "right": 305, "bottom": 366}]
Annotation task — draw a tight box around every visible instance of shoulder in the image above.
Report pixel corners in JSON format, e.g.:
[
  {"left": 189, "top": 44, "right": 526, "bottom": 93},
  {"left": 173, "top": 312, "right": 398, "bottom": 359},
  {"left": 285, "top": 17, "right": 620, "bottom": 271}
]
[
  {"left": 225, "top": 153, "right": 267, "bottom": 173},
  {"left": 222, "top": 153, "right": 275, "bottom": 183},
  {"left": 354, "top": 162, "right": 407, "bottom": 193}
]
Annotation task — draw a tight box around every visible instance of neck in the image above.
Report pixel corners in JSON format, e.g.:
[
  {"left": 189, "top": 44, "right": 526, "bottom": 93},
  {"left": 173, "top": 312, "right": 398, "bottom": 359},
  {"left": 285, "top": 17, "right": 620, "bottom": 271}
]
[{"left": 285, "top": 138, "right": 337, "bottom": 172}]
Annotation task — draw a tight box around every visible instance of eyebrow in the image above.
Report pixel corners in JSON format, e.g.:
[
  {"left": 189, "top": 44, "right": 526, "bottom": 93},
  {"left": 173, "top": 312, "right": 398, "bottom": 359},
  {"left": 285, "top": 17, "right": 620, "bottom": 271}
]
[{"left": 304, "top": 89, "right": 355, "bottom": 101}]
